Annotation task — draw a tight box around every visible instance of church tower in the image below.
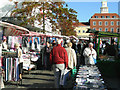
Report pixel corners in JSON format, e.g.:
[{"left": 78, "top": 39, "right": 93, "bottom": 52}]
[{"left": 100, "top": 0, "right": 109, "bottom": 13}]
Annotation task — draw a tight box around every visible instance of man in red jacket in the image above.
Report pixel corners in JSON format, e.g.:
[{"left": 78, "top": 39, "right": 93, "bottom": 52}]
[{"left": 49, "top": 39, "right": 68, "bottom": 88}]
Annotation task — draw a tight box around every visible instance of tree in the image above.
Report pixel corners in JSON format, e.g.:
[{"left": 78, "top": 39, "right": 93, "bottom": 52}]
[{"left": 11, "top": 1, "right": 79, "bottom": 36}]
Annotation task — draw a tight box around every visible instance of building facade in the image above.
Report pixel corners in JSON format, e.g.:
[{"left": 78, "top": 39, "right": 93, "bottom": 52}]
[
  {"left": 90, "top": 0, "right": 120, "bottom": 33},
  {"left": 74, "top": 22, "right": 90, "bottom": 39}
]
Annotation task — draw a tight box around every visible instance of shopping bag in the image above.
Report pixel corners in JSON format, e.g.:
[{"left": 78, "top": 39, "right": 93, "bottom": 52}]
[
  {"left": 60, "top": 69, "right": 69, "bottom": 85},
  {"left": 71, "top": 66, "right": 77, "bottom": 77},
  {"left": 93, "top": 57, "right": 97, "bottom": 64}
]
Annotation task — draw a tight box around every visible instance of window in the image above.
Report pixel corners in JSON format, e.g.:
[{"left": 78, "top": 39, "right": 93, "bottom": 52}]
[
  {"left": 105, "top": 28, "right": 108, "bottom": 32},
  {"left": 99, "top": 28, "right": 102, "bottom": 31},
  {"left": 111, "top": 21, "right": 114, "bottom": 26},
  {"left": 93, "top": 21, "right": 96, "bottom": 26},
  {"left": 78, "top": 30, "right": 80, "bottom": 33},
  {"left": 111, "top": 28, "right": 114, "bottom": 32},
  {"left": 106, "top": 16, "right": 110, "bottom": 18},
  {"left": 117, "top": 28, "right": 119, "bottom": 33},
  {"left": 99, "top": 21, "right": 102, "bottom": 26},
  {"left": 83, "top": 30, "right": 85, "bottom": 33},
  {"left": 105, "top": 21, "right": 108, "bottom": 26},
  {"left": 117, "top": 21, "right": 119, "bottom": 26},
  {"left": 93, "top": 28, "right": 96, "bottom": 30},
  {"left": 95, "top": 16, "right": 98, "bottom": 18},
  {"left": 112, "top": 16, "right": 116, "bottom": 18},
  {"left": 101, "top": 16, "right": 105, "bottom": 18}
]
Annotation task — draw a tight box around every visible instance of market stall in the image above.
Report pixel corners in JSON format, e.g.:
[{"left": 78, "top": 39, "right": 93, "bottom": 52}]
[
  {"left": 0, "top": 21, "right": 30, "bottom": 85},
  {"left": 86, "top": 29, "right": 120, "bottom": 60},
  {"left": 86, "top": 29, "right": 120, "bottom": 89}
]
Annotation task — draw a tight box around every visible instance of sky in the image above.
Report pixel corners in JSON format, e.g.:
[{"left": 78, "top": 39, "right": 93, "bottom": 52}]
[
  {"left": 0, "top": 0, "right": 119, "bottom": 22},
  {"left": 66, "top": 2, "right": 119, "bottom": 22}
]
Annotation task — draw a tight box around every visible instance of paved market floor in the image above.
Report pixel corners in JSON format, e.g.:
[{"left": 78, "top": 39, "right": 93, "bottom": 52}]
[
  {"left": 2, "top": 69, "right": 74, "bottom": 89},
  {"left": 3, "top": 70, "right": 54, "bottom": 88}
]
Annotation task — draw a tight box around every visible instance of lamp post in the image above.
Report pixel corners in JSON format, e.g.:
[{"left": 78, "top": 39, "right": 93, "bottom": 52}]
[{"left": 43, "top": 2, "right": 45, "bottom": 34}]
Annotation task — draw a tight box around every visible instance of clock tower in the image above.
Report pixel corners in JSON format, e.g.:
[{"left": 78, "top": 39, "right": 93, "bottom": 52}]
[{"left": 100, "top": 0, "right": 109, "bottom": 13}]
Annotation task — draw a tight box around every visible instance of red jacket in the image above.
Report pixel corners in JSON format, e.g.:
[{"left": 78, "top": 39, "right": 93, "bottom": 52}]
[{"left": 49, "top": 44, "right": 68, "bottom": 68}]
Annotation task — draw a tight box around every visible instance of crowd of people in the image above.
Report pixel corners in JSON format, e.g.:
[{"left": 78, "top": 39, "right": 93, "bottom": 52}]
[
  {"left": 46, "top": 39, "right": 97, "bottom": 88},
  {"left": 43, "top": 38, "right": 119, "bottom": 89},
  {"left": 1, "top": 36, "right": 119, "bottom": 89}
]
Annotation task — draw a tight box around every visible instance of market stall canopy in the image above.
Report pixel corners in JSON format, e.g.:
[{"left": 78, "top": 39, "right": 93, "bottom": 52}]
[
  {"left": 69, "top": 35, "right": 78, "bottom": 40},
  {"left": 86, "top": 29, "right": 120, "bottom": 37},
  {"left": 0, "top": 21, "right": 29, "bottom": 36},
  {"left": 1, "top": 17, "right": 42, "bottom": 32},
  {"left": 21, "top": 31, "right": 45, "bottom": 37},
  {"left": 79, "top": 37, "right": 89, "bottom": 40}
]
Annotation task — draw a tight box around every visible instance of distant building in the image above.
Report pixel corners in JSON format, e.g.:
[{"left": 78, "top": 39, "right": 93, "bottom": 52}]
[
  {"left": 90, "top": 0, "right": 120, "bottom": 33},
  {"left": 74, "top": 22, "right": 90, "bottom": 39}
]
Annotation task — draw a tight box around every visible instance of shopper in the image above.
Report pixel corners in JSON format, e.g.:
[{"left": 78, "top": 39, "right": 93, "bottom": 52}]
[
  {"left": 72, "top": 39, "right": 77, "bottom": 53},
  {"left": 83, "top": 42, "right": 97, "bottom": 65},
  {"left": 49, "top": 39, "right": 68, "bottom": 88},
  {"left": 45, "top": 42, "right": 51, "bottom": 70},
  {"left": 65, "top": 42, "right": 77, "bottom": 70},
  {"left": 65, "top": 42, "right": 77, "bottom": 86},
  {"left": 14, "top": 43, "right": 23, "bottom": 80},
  {"left": 2, "top": 36, "right": 8, "bottom": 51}
]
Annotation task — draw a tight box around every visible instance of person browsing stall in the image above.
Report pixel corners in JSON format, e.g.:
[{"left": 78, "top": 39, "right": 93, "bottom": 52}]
[
  {"left": 14, "top": 43, "right": 23, "bottom": 80},
  {"left": 83, "top": 42, "right": 97, "bottom": 65},
  {"left": 49, "top": 39, "right": 68, "bottom": 88}
]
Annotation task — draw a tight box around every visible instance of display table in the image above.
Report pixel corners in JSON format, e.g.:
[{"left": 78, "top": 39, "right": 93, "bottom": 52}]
[
  {"left": 22, "top": 54, "right": 37, "bottom": 71},
  {"left": 73, "top": 65, "right": 106, "bottom": 90}
]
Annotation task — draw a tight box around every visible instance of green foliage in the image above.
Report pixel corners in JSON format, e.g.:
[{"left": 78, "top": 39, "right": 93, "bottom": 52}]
[{"left": 11, "top": 1, "right": 79, "bottom": 36}]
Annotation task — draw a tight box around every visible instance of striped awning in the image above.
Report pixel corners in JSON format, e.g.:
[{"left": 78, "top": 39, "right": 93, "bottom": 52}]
[
  {"left": 0, "top": 21, "right": 29, "bottom": 36},
  {"left": 21, "top": 31, "right": 45, "bottom": 37}
]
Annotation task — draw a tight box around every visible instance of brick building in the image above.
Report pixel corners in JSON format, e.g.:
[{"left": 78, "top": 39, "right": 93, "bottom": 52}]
[{"left": 90, "top": 0, "right": 120, "bottom": 33}]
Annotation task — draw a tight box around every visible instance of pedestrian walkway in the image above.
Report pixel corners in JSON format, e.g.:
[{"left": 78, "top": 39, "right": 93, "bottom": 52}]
[
  {"left": 3, "top": 70, "right": 55, "bottom": 89},
  {"left": 2, "top": 69, "right": 75, "bottom": 89}
]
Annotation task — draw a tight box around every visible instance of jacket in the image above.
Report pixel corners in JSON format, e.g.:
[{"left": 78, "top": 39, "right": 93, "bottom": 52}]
[
  {"left": 65, "top": 47, "right": 77, "bottom": 69},
  {"left": 83, "top": 47, "right": 97, "bottom": 65},
  {"left": 49, "top": 44, "right": 68, "bottom": 68}
]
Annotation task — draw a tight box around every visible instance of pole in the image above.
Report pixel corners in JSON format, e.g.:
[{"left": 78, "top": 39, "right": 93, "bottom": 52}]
[
  {"left": 43, "top": 2, "right": 45, "bottom": 34},
  {"left": 117, "top": 36, "right": 119, "bottom": 50},
  {"left": 97, "top": 36, "right": 100, "bottom": 60}
]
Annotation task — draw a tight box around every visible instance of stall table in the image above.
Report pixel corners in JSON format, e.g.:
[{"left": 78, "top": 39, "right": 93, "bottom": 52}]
[{"left": 73, "top": 65, "right": 107, "bottom": 90}]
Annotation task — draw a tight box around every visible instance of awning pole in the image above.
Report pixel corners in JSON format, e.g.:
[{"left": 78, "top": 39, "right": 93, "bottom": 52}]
[
  {"left": 117, "top": 37, "right": 119, "bottom": 50},
  {"left": 97, "top": 36, "right": 100, "bottom": 60}
]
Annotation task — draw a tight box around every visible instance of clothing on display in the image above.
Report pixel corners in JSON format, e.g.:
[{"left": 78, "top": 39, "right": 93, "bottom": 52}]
[
  {"left": 73, "top": 65, "right": 106, "bottom": 90},
  {"left": 8, "top": 36, "right": 22, "bottom": 48},
  {"left": 4, "top": 58, "right": 19, "bottom": 81}
]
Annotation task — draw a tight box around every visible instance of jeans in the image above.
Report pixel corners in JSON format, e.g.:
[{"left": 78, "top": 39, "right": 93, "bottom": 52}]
[{"left": 53, "top": 64, "right": 65, "bottom": 88}]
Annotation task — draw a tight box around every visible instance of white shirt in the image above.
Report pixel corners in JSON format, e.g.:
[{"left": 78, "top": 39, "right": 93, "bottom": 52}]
[
  {"left": 16, "top": 48, "right": 23, "bottom": 63},
  {"left": 83, "top": 47, "right": 97, "bottom": 65},
  {"left": 65, "top": 47, "right": 77, "bottom": 69}
]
